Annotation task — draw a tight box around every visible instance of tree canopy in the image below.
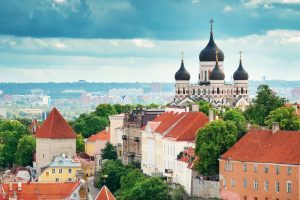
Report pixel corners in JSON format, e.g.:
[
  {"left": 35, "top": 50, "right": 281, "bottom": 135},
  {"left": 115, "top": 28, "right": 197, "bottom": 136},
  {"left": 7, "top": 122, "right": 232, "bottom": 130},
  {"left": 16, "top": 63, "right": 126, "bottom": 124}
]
[
  {"left": 195, "top": 120, "right": 238, "bottom": 176},
  {"left": 197, "top": 100, "right": 213, "bottom": 116},
  {"left": 265, "top": 106, "right": 300, "bottom": 130},
  {"left": 223, "top": 108, "right": 247, "bottom": 138},
  {"left": 93, "top": 104, "right": 117, "bottom": 119},
  {"left": 15, "top": 135, "right": 36, "bottom": 166},
  {"left": 76, "top": 133, "right": 85, "bottom": 153},
  {"left": 245, "top": 85, "right": 285, "bottom": 126},
  {"left": 102, "top": 142, "right": 118, "bottom": 160}
]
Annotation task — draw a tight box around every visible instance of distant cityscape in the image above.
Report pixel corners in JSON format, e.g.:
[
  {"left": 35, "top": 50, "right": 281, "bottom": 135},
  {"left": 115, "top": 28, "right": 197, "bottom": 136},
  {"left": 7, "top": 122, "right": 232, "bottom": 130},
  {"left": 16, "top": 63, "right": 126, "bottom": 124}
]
[{"left": 0, "top": 80, "right": 300, "bottom": 120}]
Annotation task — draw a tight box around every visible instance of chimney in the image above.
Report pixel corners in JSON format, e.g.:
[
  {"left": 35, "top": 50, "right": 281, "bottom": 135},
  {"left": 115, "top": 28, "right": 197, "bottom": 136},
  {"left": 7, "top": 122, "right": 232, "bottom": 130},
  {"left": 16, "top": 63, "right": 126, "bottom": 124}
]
[
  {"left": 209, "top": 109, "right": 214, "bottom": 122},
  {"left": 17, "top": 182, "right": 22, "bottom": 191},
  {"left": 272, "top": 122, "right": 280, "bottom": 134},
  {"left": 9, "top": 181, "right": 12, "bottom": 191}
]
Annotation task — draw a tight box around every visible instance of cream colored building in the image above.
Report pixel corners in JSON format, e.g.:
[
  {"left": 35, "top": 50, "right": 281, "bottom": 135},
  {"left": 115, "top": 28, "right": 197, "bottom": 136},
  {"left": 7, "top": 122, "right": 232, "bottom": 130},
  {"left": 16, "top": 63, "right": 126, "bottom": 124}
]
[
  {"left": 108, "top": 114, "right": 124, "bottom": 146},
  {"left": 36, "top": 108, "right": 77, "bottom": 174},
  {"left": 141, "top": 111, "right": 208, "bottom": 182}
]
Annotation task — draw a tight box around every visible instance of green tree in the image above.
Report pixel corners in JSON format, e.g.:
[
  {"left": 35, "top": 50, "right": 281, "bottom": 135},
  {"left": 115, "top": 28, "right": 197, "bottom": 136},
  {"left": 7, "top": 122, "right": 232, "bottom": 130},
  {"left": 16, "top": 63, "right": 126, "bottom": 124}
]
[
  {"left": 96, "top": 160, "right": 131, "bottom": 193},
  {"left": 76, "top": 133, "right": 85, "bottom": 153},
  {"left": 197, "top": 100, "right": 212, "bottom": 116},
  {"left": 117, "top": 169, "right": 146, "bottom": 200},
  {"left": 127, "top": 177, "right": 171, "bottom": 200},
  {"left": 195, "top": 120, "right": 238, "bottom": 175},
  {"left": 114, "top": 104, "right": 133, "bottom": 114},
  {"left": 170, "top": 184, "right": 189, "bottom": 200},
  {"left": 72, "top": 114, "right": 108, "bottom": 138},
  {"left": 245, "top": 85, "right": 285, "bottom": 126},
  {"left": 94, "top": 104, "right": 117, "bottom": 119},
  {"left": 146, "top": 103, "right": 160, "bottom": 109},
  {"left": 15, "top": 135, "right": 36, "bottom": 166},
  {"left": 223, "top": 109, "right": 247, "bottom": 138},
  {"left": 0, "top": 120, "right": 29, "bottom": 139},
  {"left": 265, "top": 106, "right": 300, "bottom": 130},
  {"left": 102, "top": 142, "right": 117, "bottom": 160},
  {"left": 0, "top": 130, "right": 19, "bottom": 167}
]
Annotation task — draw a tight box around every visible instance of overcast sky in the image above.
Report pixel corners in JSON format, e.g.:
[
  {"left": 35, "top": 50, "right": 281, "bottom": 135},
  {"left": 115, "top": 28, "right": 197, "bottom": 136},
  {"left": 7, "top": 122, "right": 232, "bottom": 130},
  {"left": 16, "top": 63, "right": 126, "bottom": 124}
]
[{"left": 1, "top": 0, "right": 300, "bottom": 82}]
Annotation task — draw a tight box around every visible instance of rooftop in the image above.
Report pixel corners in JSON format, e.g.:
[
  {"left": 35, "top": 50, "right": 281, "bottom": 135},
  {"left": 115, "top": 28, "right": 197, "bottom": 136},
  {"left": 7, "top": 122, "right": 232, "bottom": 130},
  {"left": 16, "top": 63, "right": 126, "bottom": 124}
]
[
  {"left": 49, "top": 155, "right": 81, "bottom": 168},
  {"left": 221, "top": 129, "right": 300, "bottom": 165},
  {"left": 87, "top": 129, "right": 110, "bottom": 142},
  {"left": 95, "top": 185, "right": 116, "bottom": 200},
  {"left": 35, "top": 108, "right": 77, "bottom": 139}
]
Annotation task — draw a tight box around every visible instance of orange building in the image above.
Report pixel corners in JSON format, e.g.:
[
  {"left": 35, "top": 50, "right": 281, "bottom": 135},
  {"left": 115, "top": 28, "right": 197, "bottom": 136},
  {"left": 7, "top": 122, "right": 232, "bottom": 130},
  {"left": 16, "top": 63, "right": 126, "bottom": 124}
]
[{"left": 220, "top": 124, "right": 300, "bottom": 200}]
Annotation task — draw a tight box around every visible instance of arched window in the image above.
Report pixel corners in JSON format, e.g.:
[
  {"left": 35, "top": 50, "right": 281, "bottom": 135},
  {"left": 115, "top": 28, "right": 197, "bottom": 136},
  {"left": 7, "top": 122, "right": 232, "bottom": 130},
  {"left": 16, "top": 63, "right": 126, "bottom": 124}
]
[
  {"left": 241, "top": 87, "right": 244, "bottom": 94},
  {"left": 203, "top": 89, "right": 206, "bottom": 95},
  {"left": 205, "top": 71, "right": 207, "bottom": 81},
  {"left": 217, "top": 88, "right": 220, "bottom": 94},
  {"left": 193, "top": 89, "right": 195, "bottom": 95},
  {"left": 183, "top": 88, "right": 185, "bottom": 94},
  {"left": 236, "top": 88, "right": 239, "bottom": 94}
]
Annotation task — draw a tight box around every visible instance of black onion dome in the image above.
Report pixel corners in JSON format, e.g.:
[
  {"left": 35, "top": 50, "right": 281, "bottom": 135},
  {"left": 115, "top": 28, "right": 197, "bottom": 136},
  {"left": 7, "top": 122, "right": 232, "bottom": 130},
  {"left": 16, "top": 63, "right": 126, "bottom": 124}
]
[
  {"left": 209, "top": 60, "right": 225, "bottom": 80},
  {"left": 233, "top": 59, "right": 249, "bottom": 80},
  {"left": 175, "top": 60, "right": 190, "bottom": 81},
  {"left": 199, "top": 32, "right": 224, "bottom": 62}
]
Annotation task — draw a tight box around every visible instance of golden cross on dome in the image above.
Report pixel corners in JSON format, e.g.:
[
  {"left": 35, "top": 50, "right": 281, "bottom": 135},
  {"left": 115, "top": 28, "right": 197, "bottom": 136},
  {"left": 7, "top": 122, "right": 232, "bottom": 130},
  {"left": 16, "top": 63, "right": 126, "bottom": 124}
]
[
  {"left": 239, "top": 51, "right": 242, "bottom": 60},
  {"left": 215, "top": 49, "right": 219, "bottom": 62},
  {"left": 209, "top": 19, "right": 214, "bottom": 32}
]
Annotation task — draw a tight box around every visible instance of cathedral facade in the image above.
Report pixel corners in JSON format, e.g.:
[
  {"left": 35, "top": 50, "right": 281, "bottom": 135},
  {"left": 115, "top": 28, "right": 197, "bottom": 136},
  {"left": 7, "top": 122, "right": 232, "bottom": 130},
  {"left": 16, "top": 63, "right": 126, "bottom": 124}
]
[{"left": 174, "top": 21, "right": 249, "bottom": 108}]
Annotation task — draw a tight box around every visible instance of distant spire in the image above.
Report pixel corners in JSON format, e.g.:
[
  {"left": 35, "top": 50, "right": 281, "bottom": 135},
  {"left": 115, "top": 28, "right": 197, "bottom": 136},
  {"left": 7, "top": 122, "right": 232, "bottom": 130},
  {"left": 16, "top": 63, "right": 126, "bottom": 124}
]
[
  {"left": 239, "top": 51, "right": 242, "bottom": 61},
  {"left": 209, "top": 19, "right": 214, "bottom": 34}
]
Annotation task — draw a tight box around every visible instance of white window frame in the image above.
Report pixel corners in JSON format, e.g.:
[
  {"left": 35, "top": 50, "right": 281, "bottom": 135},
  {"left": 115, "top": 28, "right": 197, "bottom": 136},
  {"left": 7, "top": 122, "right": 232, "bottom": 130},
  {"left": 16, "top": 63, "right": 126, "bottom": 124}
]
[
  {"left": 264, "top": 180, "right": 269, "bottom": 191},
  {"left": 275, "top": 181, "right": 280, "bottom": 192},
  {"left": 287, "top": 182, "right": 292, "bottom": 193},
  {"left": 59, "top": 169, "right": 63, "bottom": 174},
  {"left": 243, "top": 178, "right": 247, "bottom": 188},
  {"left": 254, "top": 180, "right": 258, "bottom": 191}
]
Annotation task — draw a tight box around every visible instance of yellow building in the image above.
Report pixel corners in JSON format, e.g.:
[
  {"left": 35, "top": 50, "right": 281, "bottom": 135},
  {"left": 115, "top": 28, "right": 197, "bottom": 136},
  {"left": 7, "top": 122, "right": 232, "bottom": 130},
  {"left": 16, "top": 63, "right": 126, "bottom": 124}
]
[
  {"left": 39, "top": 155, "right": 81, "bottom": 182},
  {"left": 85, "top": 128, "right": 110, "bottom": 157}
]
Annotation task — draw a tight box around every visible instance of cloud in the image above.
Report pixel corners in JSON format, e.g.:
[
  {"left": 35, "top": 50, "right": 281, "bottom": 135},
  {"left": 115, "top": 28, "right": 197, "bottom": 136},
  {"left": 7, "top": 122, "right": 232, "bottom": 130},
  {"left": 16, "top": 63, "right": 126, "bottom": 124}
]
[
  {"left": 245, "top": 0, "right": 300, "bottom": 7},
  {"left": 224, "top": 5, "right": 233, "bottom": 12},
  {"left": 1, "top": 29, "right": 300, "bottom": 82}
]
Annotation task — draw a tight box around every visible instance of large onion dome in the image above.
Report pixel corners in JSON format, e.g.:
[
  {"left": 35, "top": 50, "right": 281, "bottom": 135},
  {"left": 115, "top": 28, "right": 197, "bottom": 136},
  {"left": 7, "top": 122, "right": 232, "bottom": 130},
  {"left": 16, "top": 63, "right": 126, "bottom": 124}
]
[
  {"left": 175, "top": 60, "right": 190, "bottom": 81},
  {"left": 199, "top": 20, "right": 224, "bottom": 62},
  {"left": 233, "top": 55, "right": 249, "bottom": 80}
]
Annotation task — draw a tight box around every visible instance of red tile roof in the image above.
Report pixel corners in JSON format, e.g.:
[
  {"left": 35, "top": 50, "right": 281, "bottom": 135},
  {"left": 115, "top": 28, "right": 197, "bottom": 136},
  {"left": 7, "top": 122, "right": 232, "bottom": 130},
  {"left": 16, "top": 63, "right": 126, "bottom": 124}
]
[
  {"left": 153, "top": 112, "right": 185, "bottom": 134},
  {"left": 36, "top": 108, "right": 77, "bottom": 138},
  {"left": 87, "top": 129, "right": 110, "bottom": 142},
  {"left": 285, "top": 103, "right": 300, "bottom": 115},
  {"left": 178, "top": 147, "right": 198, "bottom": 169},
  {"left": 95, "top": 185, "right": 116, "bottom": 200},
  {"left": 165, "top": 112, "right": 208, "bottom": 141},
  {"left": 1, "top": 181, "right": 80, "bottom": 200},
  {"left": 221, "top": 129, "right": 300, "bottom": 164}
]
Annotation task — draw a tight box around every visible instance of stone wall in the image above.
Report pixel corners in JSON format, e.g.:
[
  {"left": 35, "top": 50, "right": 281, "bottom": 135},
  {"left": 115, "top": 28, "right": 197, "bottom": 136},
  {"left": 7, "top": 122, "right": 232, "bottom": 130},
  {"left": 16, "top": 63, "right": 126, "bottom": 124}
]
[{"left": 192, "top": 179, "right": 220, "bottom": 199}]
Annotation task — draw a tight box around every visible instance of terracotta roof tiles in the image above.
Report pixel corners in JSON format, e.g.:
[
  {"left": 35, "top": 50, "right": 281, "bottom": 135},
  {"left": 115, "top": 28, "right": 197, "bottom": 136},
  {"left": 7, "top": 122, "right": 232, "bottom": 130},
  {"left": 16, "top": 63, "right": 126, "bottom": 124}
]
[
  {"left": 221, "top": 129, "right": 300, "bottom": 164},
  {"left": 95, "top": 185, "right": 116, "bottom": 200},
  {"left": 35, "top": 108, "right": 77, "bottom": 138},
  {"left": 87, "top": 129, "right": 110, "bottom": 142}
]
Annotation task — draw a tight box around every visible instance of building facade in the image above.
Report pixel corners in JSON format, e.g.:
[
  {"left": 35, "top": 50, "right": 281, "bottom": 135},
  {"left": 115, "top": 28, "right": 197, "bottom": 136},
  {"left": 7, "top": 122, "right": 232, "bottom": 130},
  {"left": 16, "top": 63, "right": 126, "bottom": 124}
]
[
  {"left": 85, "top": 128, "right": 110, "bottom": 157},
  {"left": 220, "top": 125, "right": 300, "bottom": 200},
  {"left": 38, "top": 155, "right": 81, "bottom": 183},
  {"left": 174, "top": 20, "right": 249, "bottom": 108},
  {"left": 122, "top": 108, "right": 164, "bottom": 165},
  {"left": 35, "top": 108, "right": 77, "bottom": 174}
]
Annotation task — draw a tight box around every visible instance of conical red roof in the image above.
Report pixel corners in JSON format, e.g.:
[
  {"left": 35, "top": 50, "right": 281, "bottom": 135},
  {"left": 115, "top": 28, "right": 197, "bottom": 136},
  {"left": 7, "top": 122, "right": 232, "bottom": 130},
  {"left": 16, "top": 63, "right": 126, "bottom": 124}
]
[
  {"left": 36, "top": 108, "right": 77, "bottom": 138},
  {"left": 95, "top": 185, "right": 116, "bottom": 200}
]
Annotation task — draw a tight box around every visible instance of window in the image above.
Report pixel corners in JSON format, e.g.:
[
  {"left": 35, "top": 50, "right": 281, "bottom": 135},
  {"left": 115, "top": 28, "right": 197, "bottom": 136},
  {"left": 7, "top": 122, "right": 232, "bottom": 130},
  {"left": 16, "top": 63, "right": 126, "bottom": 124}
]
[
  {"left": 287, "top": 167, "right": 292, "bottom": 175},
  {"left": 287, "top": 182, "right": 292, "bottom": 193},
  {"left": 225, "top": 160, "right": 233, "bottom": 172},
  {"left": 68, "top": 169, "right": 72, "bottom": 173},
  {"left": 55, "top": 178, "right": 59, "bottom": 182},
  {"left": 264, "top": 180, "right": 269, "bottom": 191},
  {"left": 254, "top": 164, "right": 257, "bottom": 173},
  {"left": 52, "top": 169, "right": 55, "bottom": 174},
  {"left": 43, "top": 154, "right": 45, "bottom": 158},
  {"left": 231, "top": 179, "right": 235, "bottom": 188},
  {"left": 254, "top": 180, "right": 258, "bottom": 191},
  {"left": 264, "top": 165, "right": 268, "bottom": 173},
  {"left": 223, "top": 179, "right": 226, "bottom": 187},
  {"left": 243, "top": 163, "right": 247, "bottom": 172},
  {"left": 243, "top": 179, "right": 247, "bottom": 188},
  {"left": 275, "top": 181, "right": 280, "bottom": 192},
  {"left": 46, "top": 172, "right": 49, "bottom": 177},
  {"left": 68, "top": 178, "right": 72, "bottom": 181},
  {"left": 59, "top": 169, "right": 63, "bottom": 173},
  {"left": 243, "top": 196, "right": 247, "bottom": 200},
  {"left": 276, "top": 165, "right": 280, "bottom": 175}
]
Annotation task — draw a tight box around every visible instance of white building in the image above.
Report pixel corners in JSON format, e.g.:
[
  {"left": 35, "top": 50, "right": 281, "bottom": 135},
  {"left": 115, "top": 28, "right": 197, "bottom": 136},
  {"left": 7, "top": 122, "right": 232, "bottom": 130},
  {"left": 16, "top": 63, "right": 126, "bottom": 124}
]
[
  {"left": 141, "top": 111, "right": 208, "bottom": 183},
  {"left": 174, "top": 20, "right": 249, "bottom": 108}
]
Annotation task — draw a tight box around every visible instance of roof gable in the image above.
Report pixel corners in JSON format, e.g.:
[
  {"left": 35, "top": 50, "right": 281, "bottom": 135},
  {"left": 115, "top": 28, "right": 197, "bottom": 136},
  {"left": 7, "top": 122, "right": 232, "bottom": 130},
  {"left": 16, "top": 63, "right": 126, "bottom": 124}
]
[
  {"left": 87, "top": 129, "right": 110, "bottom": 142},
  {"left": 221, "top": 129, "right": 300, "bottom": 164},
  {"left": 96, "top": 185, "right": 116, "bottom": 200},
  {"left": 35, "top": 108, "right": 77, "bottom": 139}
]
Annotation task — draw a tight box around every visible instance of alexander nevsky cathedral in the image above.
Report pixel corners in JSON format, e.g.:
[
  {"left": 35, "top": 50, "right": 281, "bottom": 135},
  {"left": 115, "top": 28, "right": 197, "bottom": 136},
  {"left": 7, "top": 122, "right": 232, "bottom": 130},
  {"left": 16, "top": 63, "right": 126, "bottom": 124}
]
[{"left": 174, "top": 20, "right": 249, "bottom": 109}]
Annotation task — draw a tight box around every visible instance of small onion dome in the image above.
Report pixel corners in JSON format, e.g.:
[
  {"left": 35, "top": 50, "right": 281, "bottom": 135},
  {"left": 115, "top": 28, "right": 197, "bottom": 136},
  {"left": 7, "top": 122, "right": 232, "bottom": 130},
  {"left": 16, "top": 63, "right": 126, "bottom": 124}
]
[
  {"left": 175, "top": 60, "right": 190, "bottom": 81},
  {"left": 209, "top": 55, "right": 225, "bottom": 80},
  {"left": 199, "top": 31, "right": 224, "bottom": 62},
  {"left": 233, "top": 58, "right": 249, "bottom": 80}
]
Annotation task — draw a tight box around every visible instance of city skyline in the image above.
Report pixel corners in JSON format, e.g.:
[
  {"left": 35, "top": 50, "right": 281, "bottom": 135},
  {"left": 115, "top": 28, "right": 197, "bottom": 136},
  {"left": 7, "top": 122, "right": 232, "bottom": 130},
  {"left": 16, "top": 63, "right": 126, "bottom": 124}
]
[{"left": 1, "top": 0, "right": 300, "bottom": 82}]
